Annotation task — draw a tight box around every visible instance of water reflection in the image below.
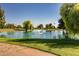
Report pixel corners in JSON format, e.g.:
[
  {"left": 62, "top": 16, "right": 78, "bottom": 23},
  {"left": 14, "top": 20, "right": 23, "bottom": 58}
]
[
  {"left": 0, "top": 30, "right": 67, "bottom": 39},
  {"left": 0, "top": 35, "right": 6, "bottom": 38},
  {"left": 7, "top": 32, "right": 15, "bottom": 35},
  {"left": 7, "top": 32, "right": 15, "bottom": 38},
  {"left": 23, "top": 31, "right": 32, "bottom": 38}
]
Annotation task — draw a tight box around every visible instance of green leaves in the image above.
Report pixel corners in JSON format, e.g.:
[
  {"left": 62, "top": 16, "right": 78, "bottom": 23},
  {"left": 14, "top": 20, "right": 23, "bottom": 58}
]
[
  {"left": 45, "top": 23, "right": 55, "bottom": 29},
  {"left": 58, "top": 18, "right": 65, "bottom": 29},
  {"left": 23, "top": 20, "right": 33, "bottom": 31},
  {"left": 60, "top": 3, "right": 79, "bottom": 34},
  {"left": 0, "top": 7, "right": 6, "bottom": 28},
  {"left": 0, "top": 7, "right": 4, "bottom": 18}
]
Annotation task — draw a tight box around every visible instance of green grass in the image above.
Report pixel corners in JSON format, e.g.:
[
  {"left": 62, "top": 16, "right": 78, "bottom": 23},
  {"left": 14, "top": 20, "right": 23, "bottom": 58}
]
[{"left": 0, "top": 38, "right": 79, "bottom": 56}]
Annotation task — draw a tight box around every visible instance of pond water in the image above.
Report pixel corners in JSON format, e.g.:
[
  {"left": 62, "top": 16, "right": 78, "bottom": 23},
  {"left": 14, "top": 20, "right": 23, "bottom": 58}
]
[{"left": 0, "top": 30, "right": 66, "bottom": 39}]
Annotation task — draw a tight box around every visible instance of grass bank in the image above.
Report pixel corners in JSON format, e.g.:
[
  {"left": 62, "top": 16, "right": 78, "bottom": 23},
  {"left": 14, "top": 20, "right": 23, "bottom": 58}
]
[{"left": 0, "top": 38, "right": 79, "bottom": 56}]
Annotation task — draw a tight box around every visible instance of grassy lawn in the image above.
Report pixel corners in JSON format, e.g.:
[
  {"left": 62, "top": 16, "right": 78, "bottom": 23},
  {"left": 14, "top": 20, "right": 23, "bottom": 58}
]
[{"left": 0, "top": 38, "right": 79, "bottom": 56}]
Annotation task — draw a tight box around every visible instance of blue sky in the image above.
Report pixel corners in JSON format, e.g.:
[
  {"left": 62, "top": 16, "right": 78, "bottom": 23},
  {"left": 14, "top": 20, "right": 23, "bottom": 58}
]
[{"left": 0, "top": 3, "right": 62, "bottom": 27}]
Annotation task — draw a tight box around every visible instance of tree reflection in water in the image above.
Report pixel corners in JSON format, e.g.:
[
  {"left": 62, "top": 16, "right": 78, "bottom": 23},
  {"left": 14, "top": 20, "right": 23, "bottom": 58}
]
[{"left": 23, "top": 31, "right": 32, "bottom": 38}]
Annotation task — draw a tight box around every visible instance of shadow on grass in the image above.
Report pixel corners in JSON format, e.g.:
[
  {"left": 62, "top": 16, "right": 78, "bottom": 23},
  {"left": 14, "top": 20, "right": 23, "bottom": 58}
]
[{"left": 8, "top": 38, "right": 79, "bottom": 48}]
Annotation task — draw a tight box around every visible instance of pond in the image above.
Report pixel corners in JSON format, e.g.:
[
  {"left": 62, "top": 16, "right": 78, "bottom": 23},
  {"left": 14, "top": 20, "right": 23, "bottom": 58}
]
[{"left": 0, "top": 30, "right": 66, "bottom": 39}]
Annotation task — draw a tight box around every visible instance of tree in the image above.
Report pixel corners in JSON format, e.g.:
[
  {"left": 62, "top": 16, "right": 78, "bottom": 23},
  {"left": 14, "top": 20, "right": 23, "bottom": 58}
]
[
  {"left": 45, "top": 23, "right": 55, "bottom": 29},
  {"left": 16, "top": 25, "right": 23, "bottom": 31},
  {"left": 58, "top": 18, "right": 65, "bottom": 29},
  {"left": 37, "top": 24, "right": 43, "bottom": 29},
  {"left": 5, "top": 24, "right": 16, "bottom": 29},
  {"left": 0, "top": 7, "right": 6, "bottom": 28},
  {"left": 23, "top": 20, "right": 33, "bottom": 32},
  {"left": 16, "top": 25, "right": 22, "bottom": 28},
  {"left": 0, "top": 6, "right": 4, "bottom": 17},
  {"left": 60, "top": 3, "right": 79, "bottom": 35},
  {"left": 45, "top": 24, "right": 49, "bottom": 29},
  {"left": 48, "top": 23, "right": 55, "bottom": 29}
]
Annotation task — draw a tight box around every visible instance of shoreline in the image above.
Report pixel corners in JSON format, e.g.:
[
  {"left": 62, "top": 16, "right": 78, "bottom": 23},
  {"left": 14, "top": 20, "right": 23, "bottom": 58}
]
[
  {"left": 0, "top": 29, "right": 64, "bottom": 32},
  {"left": 0, "top": 29, "right": 15, "bottom": 32}
]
